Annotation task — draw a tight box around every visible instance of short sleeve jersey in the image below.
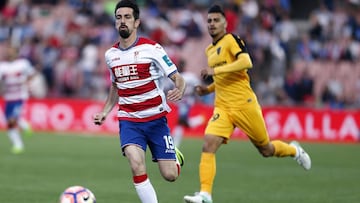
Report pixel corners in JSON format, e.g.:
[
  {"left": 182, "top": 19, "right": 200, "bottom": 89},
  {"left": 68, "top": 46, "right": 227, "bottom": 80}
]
[
  {"left": 105, "top": 37, "right": 178, "bottom": 122},
  {"left": 0, "top": 58, "right": 36, "bottom": 101},
  {"left": 205, "top": 33, "right": 257, "bottom": 110}
]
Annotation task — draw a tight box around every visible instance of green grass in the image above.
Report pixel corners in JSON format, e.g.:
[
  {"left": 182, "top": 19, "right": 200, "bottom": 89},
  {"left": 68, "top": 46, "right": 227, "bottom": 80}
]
[{"left": 0, "top": 131, "right": 359, "bottom": 203}]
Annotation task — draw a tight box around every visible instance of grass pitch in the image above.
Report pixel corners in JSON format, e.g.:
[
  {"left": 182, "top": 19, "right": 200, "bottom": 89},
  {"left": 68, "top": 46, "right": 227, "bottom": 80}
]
[{"left": 0, "top": 131, "right": 359, "bottom": 203}]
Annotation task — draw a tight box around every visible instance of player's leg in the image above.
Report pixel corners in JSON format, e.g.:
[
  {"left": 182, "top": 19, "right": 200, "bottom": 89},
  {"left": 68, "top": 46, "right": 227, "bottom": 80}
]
[
  {"left": 5, "top": 101, "right": 25, "bottom": 154},
  {"left": 184, "top": 107, "right": 233, "bottom": 203},
  {"left": 183, "top": 134, "right": 223, "bottom": 203},
  {"left": 155, "top": 141, "right": 181, "bottom": 182},
  {"left": 17, "top": 100, "right": 32, "bottom": 136},
  {"left": 120, "top": 120, "right": 158, "bottom": 203},
  {"left": 19, "top": 118, "right": 33, "bottom": 137},
  {"left": 172, "top": 102, "right": 190, "bottom": 147},
  {"left": 234, "top": 105, "right": 311, "bottom": 170},
  {"left": 147, "top": 117, "right": 183, "bottom": 181}
]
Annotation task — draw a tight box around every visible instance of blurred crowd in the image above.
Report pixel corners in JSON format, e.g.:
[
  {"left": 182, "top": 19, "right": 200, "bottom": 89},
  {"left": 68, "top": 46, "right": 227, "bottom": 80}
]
[{"left": 0, "top": 0, "right": 360, "bottom": 109}]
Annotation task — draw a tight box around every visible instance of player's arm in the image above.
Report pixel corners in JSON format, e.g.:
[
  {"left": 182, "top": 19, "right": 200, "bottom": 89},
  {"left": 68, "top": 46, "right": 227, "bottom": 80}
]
[
  {"left": 151, "top": 43, "right": 186, "bottom": 101},
  {"left": 167, "top": 71, "right": 186, "bottom": 102},
  {"left": 212, "top": 35, "right": 253, "bottom": 75},
  {"left": 27, "top": 72, "right": 38, "bottom": 82},
  {"left": 213, "top": 53, "right": 252, "bottom": 74},
  {"left": 24, "top": 60, "right": 38, "bottom": 84},
  {"left": 93, "top": 82, "right": 118, "bottom": 125}
]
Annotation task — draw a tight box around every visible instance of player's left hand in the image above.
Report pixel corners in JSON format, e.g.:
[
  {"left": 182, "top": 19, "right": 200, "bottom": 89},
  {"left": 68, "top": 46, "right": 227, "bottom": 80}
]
[{"left": 167, "top": 88, "right": 183, "bottom": 101}]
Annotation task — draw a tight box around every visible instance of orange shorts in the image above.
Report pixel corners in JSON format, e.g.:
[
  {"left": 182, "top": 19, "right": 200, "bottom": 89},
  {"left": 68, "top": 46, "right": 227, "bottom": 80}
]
[{"left": 204, "top": 105, "right": 270, "bottom": 146}]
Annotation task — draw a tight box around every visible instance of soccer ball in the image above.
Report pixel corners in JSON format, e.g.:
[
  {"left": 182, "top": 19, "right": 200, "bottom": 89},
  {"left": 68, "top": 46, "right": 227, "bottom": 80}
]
[{"left": 59, "top": 185, "right": 96, "bottom": 203}]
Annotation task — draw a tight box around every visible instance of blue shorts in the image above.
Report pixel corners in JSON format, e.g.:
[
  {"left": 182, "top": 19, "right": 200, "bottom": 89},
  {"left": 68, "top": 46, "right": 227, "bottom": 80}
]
[
  {"left": 119, "top": 117, "right": 176, "bottom": 162},
  {"left": 5, "top": 100, "right": 24, "bottom": 121}
]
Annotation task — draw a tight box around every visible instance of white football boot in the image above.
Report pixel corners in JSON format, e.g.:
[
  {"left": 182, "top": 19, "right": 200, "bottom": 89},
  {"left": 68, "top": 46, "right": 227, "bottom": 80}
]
[
  {"left": 290, "top": 141, "right": 311, "bottom": 170},
  {"left": 184, "top": 192, "right": 213, "bottom": 203}
]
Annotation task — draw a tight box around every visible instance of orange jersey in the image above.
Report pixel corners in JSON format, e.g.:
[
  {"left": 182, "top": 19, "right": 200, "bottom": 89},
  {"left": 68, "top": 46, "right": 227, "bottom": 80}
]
[{"left": 205, "top": 33, "right": 258, "bottom": 110}]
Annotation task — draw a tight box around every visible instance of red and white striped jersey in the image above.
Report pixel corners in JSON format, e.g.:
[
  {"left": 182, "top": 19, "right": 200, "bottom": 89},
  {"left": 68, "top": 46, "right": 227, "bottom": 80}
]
[
  {"left": 0, "top": 58, "right": 36, "bottom": 101},
  {"left": 105, "top": 37, "right": 178, "bottom": 122}
]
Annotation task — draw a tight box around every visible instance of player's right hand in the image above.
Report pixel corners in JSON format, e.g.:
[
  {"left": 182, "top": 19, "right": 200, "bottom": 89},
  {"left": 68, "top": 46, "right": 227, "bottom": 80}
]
[
  {"left": 200, "top": 68, "right": 214, "bottom": 79},
  {"left": 93, "top": 112, "right": 106, "bottom": 125},
  {"left": 195, "top": 85, "right": 209, "bottom": 96}
]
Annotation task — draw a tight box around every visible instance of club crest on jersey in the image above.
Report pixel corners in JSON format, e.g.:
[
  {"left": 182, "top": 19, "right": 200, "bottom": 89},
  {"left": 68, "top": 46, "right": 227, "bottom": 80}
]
[{"left": 134, "top": 51, "right": 139, "bottom": 62}]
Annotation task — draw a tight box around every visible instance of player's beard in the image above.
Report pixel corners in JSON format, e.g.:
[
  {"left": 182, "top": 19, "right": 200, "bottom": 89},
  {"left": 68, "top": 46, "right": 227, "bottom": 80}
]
[
  {"left": 119, "top": 28, "right": 131, "bottom": 39},
  {"left": 210, "top": 33, "right": 216, "bottom": 38},
  {"left": 209, "top": 29, "right": 225, "bottom": 39},
  {"left": 208, "top": 28, "right": 217, "bottom": 38}
]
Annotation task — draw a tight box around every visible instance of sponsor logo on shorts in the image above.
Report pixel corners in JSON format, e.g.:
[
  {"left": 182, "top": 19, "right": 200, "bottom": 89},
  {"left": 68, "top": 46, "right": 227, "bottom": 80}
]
[{"left": 165, "top": 149, "right": 175, "bottom": 153}]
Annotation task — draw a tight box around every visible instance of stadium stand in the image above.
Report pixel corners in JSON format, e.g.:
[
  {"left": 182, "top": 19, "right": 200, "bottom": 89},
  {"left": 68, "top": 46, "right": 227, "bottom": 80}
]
[{"left": 0, "top": 0, "right": 359, "bottom": 108}]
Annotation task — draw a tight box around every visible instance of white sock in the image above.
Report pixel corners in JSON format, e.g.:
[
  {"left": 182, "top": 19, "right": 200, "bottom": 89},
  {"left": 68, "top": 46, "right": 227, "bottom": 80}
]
[
  {"left": 173, "top": 126, "right": 183, "bottom": 147},
  {"left": 134, "top": 178, "right": 158, "bottom": 203},
  {"left": 18, "top": 119, "right": 30, "bottom": 131},
  {"left": 7, "top": 128, "right": 24, "bottom": 149}
]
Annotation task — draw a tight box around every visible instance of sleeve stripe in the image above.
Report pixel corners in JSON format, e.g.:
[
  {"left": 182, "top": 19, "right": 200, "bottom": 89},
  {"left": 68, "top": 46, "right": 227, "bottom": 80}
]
[{"left": 231, "top": 34, "right": 248, "bottom": 54}]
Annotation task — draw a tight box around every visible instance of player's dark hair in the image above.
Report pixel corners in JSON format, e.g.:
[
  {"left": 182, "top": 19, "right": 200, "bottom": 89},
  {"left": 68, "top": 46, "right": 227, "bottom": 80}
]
[
  {"left": 208, "top": 4, "right": 225, "bottom": 17},
  {"left": 114, "top": 0, "right": 140, "bottom": 20}
]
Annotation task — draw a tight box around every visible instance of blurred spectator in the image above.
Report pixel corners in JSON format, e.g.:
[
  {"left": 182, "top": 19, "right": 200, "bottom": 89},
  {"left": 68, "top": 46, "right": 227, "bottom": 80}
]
[
  {"left": 346, "top": 7, "right": 360, "bottom": 42},
  {"left": 224, "top": 2, "right": 240, "bottom": 33},
  {"left": 170, "top": 59, "right": 204, "bottom": 147},
  {"left": 54, "top": 46, "right": 83, "bottom": 97},
  {"left": 78, "top": 43, "right": 99, "bottom": 97},
  {"left": 283, "top": 63, "right": 314, "bottom": 105},
  {"left": 0, "top": 0, "right": 359, "bottom": 109},
  {"left": 296, "top": 33, "right": 315, "bottom": 61},
  {"left": 322, "top": 76, "right": 345, "bottom": 109},
  {"left": 241, "top": 0, "right": 259, "bottom": 25}
]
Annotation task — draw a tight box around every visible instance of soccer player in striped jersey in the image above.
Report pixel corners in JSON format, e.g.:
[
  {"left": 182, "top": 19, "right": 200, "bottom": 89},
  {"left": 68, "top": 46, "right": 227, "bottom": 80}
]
[
  {"left": 0, "top": 46, "right": 36, "bottom": 154},
  {"left": 184, "top": 4, "right": 311, "bottom": 203},
  {"left": 93, "top": 1, "right": 186, "bottom": 203}
]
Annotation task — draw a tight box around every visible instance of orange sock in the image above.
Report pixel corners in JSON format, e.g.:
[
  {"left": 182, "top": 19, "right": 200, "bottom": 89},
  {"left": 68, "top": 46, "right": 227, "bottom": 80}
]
[
  {"left": 199, "top": 152, "right": 216, "bottom": 194},
  {"left": 271, "top": 140, "right": 296, "bottom": 157}
]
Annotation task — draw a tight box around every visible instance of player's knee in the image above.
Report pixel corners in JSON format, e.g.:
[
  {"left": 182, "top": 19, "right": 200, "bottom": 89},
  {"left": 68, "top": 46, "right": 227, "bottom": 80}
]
[
  {"left": 202, "top": 135, "right": 223, "bottom": 152},
  {"left": 162, "top": 171, "right": 178, "bottom": 182},
  {"left": 7, "top": 119, "right": 17, "bottom": 129},
  {"left": 159, "top": 161, "right": 179, "bottom": 182}
]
